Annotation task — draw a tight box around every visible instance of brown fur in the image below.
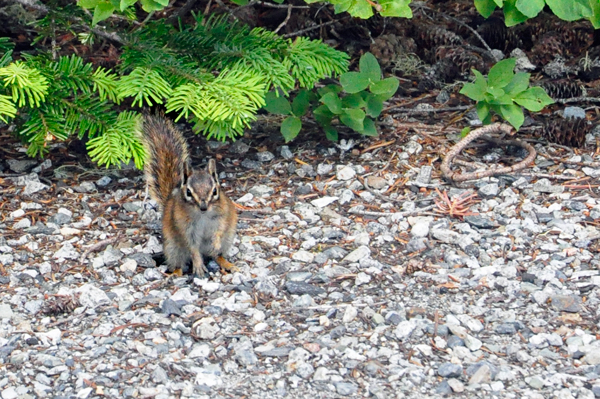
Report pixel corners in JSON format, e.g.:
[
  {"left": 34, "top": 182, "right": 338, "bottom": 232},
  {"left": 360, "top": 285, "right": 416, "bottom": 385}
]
[{"left": 142, "top": 115, "right": 238, "bottom": 276}]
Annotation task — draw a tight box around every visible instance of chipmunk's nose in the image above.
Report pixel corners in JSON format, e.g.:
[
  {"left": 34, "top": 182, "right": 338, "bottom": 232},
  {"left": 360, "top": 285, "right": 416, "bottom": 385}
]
[{"left": 200, "top": 201, "right": 208, "bottom": 211}]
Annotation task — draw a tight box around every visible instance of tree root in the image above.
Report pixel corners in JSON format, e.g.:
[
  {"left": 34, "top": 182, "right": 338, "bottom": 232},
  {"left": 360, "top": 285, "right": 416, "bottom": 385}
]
[{"left": 441, "top": 123, "right": 537, "bottom": 183}]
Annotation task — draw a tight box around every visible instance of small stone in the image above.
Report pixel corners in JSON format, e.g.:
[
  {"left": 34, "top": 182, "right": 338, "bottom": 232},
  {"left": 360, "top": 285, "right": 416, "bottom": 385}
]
[
  {"left": 394, "top": 320, "right": 416, "bottom": 340},
  {"left": 447, "top": 378, "right": 465, "bottom": 393},
  {"left": 551, "top": 295, "right": 582, "bottom": 312},
  {"left": 311, "top": 197, "right": 338, "bottom": 208},
  {"left": 533, "top": 179, "right": 564, "bottom": 194},
  {"left": 342, "top": 246, "right": 371, "bottom": 263},
  {"left": 438, "top": 363, "right": 463, "bottom": 378},
  {"left": 256, "top": 151, "right": 274, "bottom": 162},
  {"left": 342, "top": 306, "right": 358, "bottom": 323},
  {"left": 478, "top": 183, "right": 499, "bottom": 198},
  {"left": 7, "top": 159, "right": 37, "bottom": 173},
  {"left": 285, "top": 281, "right": 325, "bottom": 296},
  {"left": 296, "top": 362, "right": 315, "bottom": 379},
  {"left": 495, "top": 323, "right": 517, "bottom": 334},
  {"left": 161, "top": 299, "right": 181, "bottom": 317},
  {"left": 317, "top": 163, "right": 333, "bottom": 175},
  {"left": 96, "top": 176, "right": 112, "bottom": 187},
  {"left": 468, "top": 364, "right": 491, "bottom": 385},
  {"left": 464, "top": 215, "right": 496, "bottom": 229},
  {"left": 292, "top": 250, "right": 314, "bottom": 263},
  {"left": 527, "top": 376, "right": 544, "bottom": 389},
  {"left": 365, "top": 176, "right": 387, "bottom": 189},
  {"left": 355, "top": 272, "right": 371, "bottom": 286},
  {"left": 336, "top": 165, "right": 356, "bottom": 181},
  {"left": 73, "top": 181, "right": 96, "bottom": 193},
  {"left": 0, "top": 304, "right": 13, "bottom": 319},
  {"left": 334, "top": 382, "right": 357, "bottom": 396},
  {"left": 54, "top": 242, "right": 79, "bottom": 260},
  {"left": 152, "top": 366, "right": 168, "bottom": 384}
]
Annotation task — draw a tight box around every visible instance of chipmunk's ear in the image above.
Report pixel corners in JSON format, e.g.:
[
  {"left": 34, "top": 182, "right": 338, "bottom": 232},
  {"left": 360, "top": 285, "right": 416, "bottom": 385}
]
[
  {"left": 207, "top": 159, "right": 219, "bottom": 183},
  {"left": 182, "top": 161, "right": 192, "bottom": 186}
]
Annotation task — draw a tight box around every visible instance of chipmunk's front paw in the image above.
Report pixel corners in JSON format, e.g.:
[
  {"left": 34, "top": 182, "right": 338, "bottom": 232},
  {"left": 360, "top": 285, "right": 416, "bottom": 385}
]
[{"left": 215, "top": 256, "right": 239, "bottom": 274}]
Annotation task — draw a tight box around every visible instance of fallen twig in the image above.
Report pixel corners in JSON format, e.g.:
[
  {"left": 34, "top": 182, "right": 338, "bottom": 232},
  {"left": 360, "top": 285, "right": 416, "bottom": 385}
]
[{"left": 441, "top": 123, "right": 536, "bottom": 183}]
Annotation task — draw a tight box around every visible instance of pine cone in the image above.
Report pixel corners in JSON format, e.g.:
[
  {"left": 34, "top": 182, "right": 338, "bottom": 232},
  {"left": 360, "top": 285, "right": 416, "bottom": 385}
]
[
  {"left": 538, "top": 80, "right": 584, "bottom": 100},
  {"left": 542, "top": 116, "right": 590, "bottom": 148},
  {"left": 531, "top": 31, "right": 564, "bottom": 66},
  {"left": 435, "top": 45, "right": 486, "bottom": 74},
  {"left": 370, "top": 34, "right": 417, "bottom": 69}
]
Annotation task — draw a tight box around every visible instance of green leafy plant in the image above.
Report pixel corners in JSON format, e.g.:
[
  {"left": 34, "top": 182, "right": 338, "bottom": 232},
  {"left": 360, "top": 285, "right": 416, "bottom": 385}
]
[
  {"left": 264, "top": 52, "right": 398, "bottom": 141},
  {"left": 0, "top": 14, "right": 349, "bottom": 166},
  {"left": 475, "top": 0, "right": 600, "bottom": 28},
  {"left": 460, "top": 58, "right": 554, "bottom": 130},
  {"left": 77, "top": 0, "right": 413, "bottom": 24}
]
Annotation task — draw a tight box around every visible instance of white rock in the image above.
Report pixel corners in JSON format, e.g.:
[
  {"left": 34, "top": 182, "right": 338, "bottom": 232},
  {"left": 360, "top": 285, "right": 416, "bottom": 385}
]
[
  {"left": 342, "top": 306, "right": 358, "bottom": 323},
  {"left": 355, "top": 272, "right": 371, "bottom": 286},
  {"left": 292, "top": 250, "right": 314, "bottom": 263},
  {"left": 342, "top": 246, "right": 371, "bottom": 263},
  {"left": 311, "top": 196, "right": 339, "bottom": 208},
  {"left": 336, "top": 166, "right": 356, "bottom": 181},
  {"left": 394, "top": 320, "right": 416, "bottom": 340},
  {"left": 76, "top": 284, "right": 111, "bottom": 309}
]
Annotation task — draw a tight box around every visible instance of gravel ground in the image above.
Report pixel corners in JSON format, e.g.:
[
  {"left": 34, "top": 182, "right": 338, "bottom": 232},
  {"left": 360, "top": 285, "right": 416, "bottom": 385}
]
[{"left": 2, "top": 122, "right": 600, "bottom": 399}]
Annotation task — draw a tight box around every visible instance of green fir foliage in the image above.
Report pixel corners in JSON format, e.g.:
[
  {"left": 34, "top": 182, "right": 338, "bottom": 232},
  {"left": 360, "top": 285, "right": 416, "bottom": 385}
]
[{"left": 0, "top": 14, "right": 350, "bottom": 167}]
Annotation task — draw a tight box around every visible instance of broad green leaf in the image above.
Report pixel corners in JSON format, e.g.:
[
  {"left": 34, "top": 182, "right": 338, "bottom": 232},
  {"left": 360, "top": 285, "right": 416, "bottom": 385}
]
[
  {"left": 504, "top": 72, "right": 530, "bottom": 97},
  {"left": 120, "top": 0, "right": 137, "bottom": 10},
  {"left": 370, "top": 77, "right": 399, "bottom": 98},
  {"left": 154, "top": 0, "right": 169, "bottom": 5},
  {"left": 292, "top": 90, "right": 310, "bottom": 117},
  {"left": 546, "top": 0, "right": 592, "bottom": 21},
  {"left": 281, "top": 116, "right": 302, "bottom": 142},
  {"left": 514, "top": 87, "right": 554, "bottom": 111},
  {"left": 366, "top": 94, "right": 383, "bottom": 117},
  {"left": 460, "top": 69, "right": 487, "bottom": 101},
  {"left": 318, "top": 84, "right": 343, "bottom": 97},
  {"left": 109, "top": 0, "right": 120, "bottom": 7},
  {"left": 340, "top": 72, "right": 370, "bottom": 94},
  {"left": 321, "top": 92, "right": 343, "bottom": 114},
  {"left": 476, "top": 101, "right": 491, "bottom": 123},
  {"left": 496, "top": 103, "right": 524, "bottom": 130},
  {"left": 361, "top": 118, "right": 378, "bottom": 136},
  {"left": 460, "top": 126, "right": 471, "bottom": 138},
  {"left": 360, "top": 52, "right": 381, "bottom": 83},
  {"left": 140, "top": 0, "right": 165, "bottom": 12},
  {"left": 324, "top": 125, "right": 338, "bottom": 141},
  {"left": 379, "top": 0, "right": 412, "bottom": 18},
  {"left": 340, "top": 108, "right": 365, "bottom": 131},
  {"left": 343, "top": 0, "right": 374, "bottom": 19},
  {"left": 503, "top": 0, "right": 529, "bottom": 26},
  {"left": 78, "top": 0, "right": 102, "bottom": 8},
  {"left": 230, "top": 0, "right": 249, "bottom": 5},
  {"left": 488, "top": 58, "right": 515, "bottom": 89},
  {"left": 264, "top": 91, "right": 291, "bottom": 115},
  {"left": 92, "top": 2, "right": 116, "bottom": 26},
  {"left": 486, "top": 86, "right": 505, "bottom": 99},
  {"left": 515, "top": 0, "right": 544, "bottom": 18},
  {"left": 474, "top": 0, "right": 498, "bottom": 18},
  {"left": 313, "top": 105, "right": 334, "bottom": 126},
  {"left": 488, "top": 94, "right": 514, "bottom": 105},
  {"left": 342, "top": 93, "right": 367, "bottom": 108},
  {"left": 272, "top": 0, "right": 284, "bottom": 4},
  {"left": 589, "top": 0, "right": 600, "bottom": 28}
]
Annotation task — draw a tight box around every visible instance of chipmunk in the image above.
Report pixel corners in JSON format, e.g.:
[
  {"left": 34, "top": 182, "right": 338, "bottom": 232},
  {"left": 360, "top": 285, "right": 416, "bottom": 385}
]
[{"left": 141, "top": 115, "right": 238, "bottom": 277}]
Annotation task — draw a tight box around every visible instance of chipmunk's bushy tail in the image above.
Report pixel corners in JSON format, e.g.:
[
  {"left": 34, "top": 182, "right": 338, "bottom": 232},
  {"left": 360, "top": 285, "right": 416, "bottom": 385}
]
[{"left": 142, "top": 115, "right": 190, "bottom": 207}]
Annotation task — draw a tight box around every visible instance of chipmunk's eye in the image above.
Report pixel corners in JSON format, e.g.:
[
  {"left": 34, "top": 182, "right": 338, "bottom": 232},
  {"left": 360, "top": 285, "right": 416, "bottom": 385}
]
[
  {"left": 212, "top": 188, "right": 218, "bottom": 197},
  {"left": 186, "top": 188, "right": 193, "bottom": 198}
]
